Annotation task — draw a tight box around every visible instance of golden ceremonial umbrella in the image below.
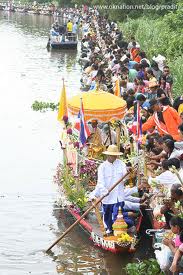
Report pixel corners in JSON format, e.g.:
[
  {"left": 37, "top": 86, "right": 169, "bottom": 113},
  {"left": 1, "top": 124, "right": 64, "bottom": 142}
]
[{"left": 68, "top": 90, "right": 127, "bottom": 122}]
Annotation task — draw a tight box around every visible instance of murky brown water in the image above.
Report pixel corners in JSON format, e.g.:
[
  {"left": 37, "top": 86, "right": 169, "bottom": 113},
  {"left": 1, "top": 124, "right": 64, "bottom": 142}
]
[{"left": 0, "top": 11, "right": 152, "bottom": 275}]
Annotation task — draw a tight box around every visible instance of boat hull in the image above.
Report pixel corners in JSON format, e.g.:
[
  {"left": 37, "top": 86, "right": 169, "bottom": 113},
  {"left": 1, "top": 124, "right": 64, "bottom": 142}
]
[
  {"left": 67, "top": 206, "right": 141, "bottom": 254},
  {"left": 50, "top": 42, "right": 77, "bottom": 50}
]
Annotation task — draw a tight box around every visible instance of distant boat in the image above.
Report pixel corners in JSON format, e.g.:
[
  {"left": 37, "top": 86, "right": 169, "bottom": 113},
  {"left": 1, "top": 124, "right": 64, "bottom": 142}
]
[
  {"left": 4, "top": 5, "right": 15, "bottom": 12},
  {"left": 39, "top": 10, "right": 51, "bottom": 16},
  {"left": 49, "top": 30, "right": 78, "bottom": 50},
  {"left": 15, "top": 8, "right": 27, "bottom": 13},
  {"left": 27, "top": 10, "right": 40, "bottom": 15}
]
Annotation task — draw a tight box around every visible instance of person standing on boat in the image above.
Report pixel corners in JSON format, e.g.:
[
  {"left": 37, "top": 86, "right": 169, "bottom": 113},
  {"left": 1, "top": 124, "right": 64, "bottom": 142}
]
[
  {"left": 89, "top": 145, "right": 134, "bottom": 234},
  {"left": 52, "top": 21, "right": 60, "bottom": 33},
  {"left": 67, "top": 20, "right": 73, "bottom": 39},
  {"left": 72, "top": 22, "right": 78, "bottom": 34}
]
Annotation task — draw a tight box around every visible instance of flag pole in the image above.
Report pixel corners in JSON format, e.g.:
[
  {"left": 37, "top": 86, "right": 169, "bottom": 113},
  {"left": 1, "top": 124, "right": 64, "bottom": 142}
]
[
  {"left": 79, "top": 97, "right": 82, "bottom": 144},
  {"left": 57, "top": 77, "right": 68, "bottom": 122},
  {"left": 136, "top": 101, "right": 140, "bottom": 187}
]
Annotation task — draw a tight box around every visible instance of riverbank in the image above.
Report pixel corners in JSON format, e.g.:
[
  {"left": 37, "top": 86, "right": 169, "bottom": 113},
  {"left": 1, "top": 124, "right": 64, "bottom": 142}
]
[{"left": 120, "top": 7, "right": 183, "bottom": 97}]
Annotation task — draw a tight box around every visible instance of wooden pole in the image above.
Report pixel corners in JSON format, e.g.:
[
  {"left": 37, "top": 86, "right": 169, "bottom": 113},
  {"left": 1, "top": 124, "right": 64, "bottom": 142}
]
[
  {"left": 108, "top": 122, "right": 112, "bottom": 145},
  {"left": 94, "top": 202, "right": 106, "bottom": 235},
  {"left": 46, "top": 169, "right": 131, "bottom": 253},
  {"left": 143, "top": 150, "right": 147, "bottom": 178},
  {"left": 116, "top": 126, "right": 120, "bottom": 151}
]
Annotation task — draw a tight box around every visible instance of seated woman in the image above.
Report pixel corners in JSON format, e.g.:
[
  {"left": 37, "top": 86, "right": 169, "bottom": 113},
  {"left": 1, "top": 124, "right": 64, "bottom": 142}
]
[
  {"left": 163, "top": 139, "right": 183, "bottom": 168},
  {"left": 149, "top": 158, "right": 182, "bottom": 188},
  {"left": 161, "top": 183, "right": 183, "bottom": 227},
  {"left": 163, "top": 216, "right": 183, "bottom": 273}
]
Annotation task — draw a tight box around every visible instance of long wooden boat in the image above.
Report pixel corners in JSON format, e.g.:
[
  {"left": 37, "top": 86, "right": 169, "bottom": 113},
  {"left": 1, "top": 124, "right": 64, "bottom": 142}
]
[
  {"left": 49, "top": 33, "right": 77, "bottom": 50},
  {"left": 65, "top": 205, "right": 143, "bottom": 254}
]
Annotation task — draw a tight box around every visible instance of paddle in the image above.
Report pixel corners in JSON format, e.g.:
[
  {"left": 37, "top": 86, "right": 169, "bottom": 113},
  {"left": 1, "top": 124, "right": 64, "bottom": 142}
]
[{"left": 46, "top": 169, "right": 132, "bottom": 253}]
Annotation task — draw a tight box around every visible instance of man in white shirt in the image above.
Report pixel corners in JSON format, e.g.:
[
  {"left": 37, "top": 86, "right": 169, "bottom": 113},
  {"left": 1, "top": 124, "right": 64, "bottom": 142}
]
[
  {"left": 72, "top": 22, "right": 78, "bottom": 34},
  {"left": 89, "top": 145, "right": 134, "bottom": 233},
  {"left": 149, "top": 158, "right": 183, "bottom": 187}
]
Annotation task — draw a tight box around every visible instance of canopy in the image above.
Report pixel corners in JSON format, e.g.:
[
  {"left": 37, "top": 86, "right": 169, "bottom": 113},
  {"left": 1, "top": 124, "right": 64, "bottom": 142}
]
[{"left": 68, "top": 90, "right": 127, "bottom": 122}]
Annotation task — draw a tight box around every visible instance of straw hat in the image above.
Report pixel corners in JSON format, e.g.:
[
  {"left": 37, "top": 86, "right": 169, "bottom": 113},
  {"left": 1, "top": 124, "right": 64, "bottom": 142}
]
[{"left": 103, "top": 145, "right": 123, "bottom": 156}]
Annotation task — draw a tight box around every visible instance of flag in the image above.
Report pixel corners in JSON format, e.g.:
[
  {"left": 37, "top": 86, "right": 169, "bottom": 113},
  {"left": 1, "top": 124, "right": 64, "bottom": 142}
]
[
  {"left": 76, "top": 99, "right": 90, "bottom": 145},
  {"left": 131, "top": 101, "right": 142, "bottom": 140},
  {"left": 114, "top": 79, "right": 120, "bottom": 97},
  {"left": 57, "top": 81, "right": 68, "bottom": 122}
]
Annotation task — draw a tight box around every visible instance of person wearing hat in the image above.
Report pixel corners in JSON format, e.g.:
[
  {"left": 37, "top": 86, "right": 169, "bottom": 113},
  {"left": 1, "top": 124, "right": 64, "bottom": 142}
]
[
  {"left": 147, "top": 81, "right": 159, "bottom": 100},
  {"left": 142, "top": 99, "right": 181, "bottom": 141},
  {"left": 89, "top": 145, "right": 134, "bottom": 234}
]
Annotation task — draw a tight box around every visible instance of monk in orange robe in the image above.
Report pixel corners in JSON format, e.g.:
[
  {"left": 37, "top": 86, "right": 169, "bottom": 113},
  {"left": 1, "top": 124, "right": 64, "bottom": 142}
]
[{"left": 142, "top": 99, "right": 181, "bottom": 141}]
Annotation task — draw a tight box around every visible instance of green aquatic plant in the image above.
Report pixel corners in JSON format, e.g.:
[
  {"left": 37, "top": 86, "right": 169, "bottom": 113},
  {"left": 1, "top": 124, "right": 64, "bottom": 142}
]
[
  {"left": 125, "top": 258, "right": 164, "bottom": 275},
  {"left": 31, "top": 100, "right": 59, "bottom": 112}
]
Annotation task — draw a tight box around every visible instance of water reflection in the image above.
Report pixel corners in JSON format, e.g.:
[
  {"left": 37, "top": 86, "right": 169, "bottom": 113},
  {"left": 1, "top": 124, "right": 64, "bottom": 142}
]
[{"left": 51, "top": 208, "right": 134, "bottom": 275}]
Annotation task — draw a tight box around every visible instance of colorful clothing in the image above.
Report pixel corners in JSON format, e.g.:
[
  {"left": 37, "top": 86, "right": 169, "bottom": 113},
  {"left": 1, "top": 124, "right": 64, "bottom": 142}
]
[
  {"left": 142, "top": 106, "right": 181, "bottom": 140},
  {"left": 89, "top": 159, "right": 133, "bottom": 232},
  {"left": 67, "top": 22, "right": 73, "bottom": 32},
  {"left": 103, "top": 201, "right": 134, "bottom": 232}
]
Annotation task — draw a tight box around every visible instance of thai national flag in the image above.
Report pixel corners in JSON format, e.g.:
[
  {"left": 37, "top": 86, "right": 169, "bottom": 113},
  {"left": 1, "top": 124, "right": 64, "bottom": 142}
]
[
  {"left": 131, "top": 101, "right": 142, "bottom": 140},
  {"left": 74, "top": 99, "right": 90, "bottom": 145}
]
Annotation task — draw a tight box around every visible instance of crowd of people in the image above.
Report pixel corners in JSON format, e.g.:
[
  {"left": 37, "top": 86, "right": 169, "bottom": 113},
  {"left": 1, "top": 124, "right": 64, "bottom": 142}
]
[{"left": 74, "top": 12, "right": 183, "bottom": 274}]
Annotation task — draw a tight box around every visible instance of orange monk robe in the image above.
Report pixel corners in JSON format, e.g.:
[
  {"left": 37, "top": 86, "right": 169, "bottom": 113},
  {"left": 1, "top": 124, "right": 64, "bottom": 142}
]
[
  {"left": 142, "top": 106, "right": 181, "bottom": 141},
  {"left": 134, "top": 55, "right": 141, "bottom": 63},
  {"left": 131, "top": 48, "right": 141, "bottom": 63}
]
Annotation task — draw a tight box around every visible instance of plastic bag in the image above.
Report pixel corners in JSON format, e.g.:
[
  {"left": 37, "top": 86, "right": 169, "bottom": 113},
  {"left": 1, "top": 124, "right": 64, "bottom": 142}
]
[{"left": 154, "top": 243, "right": 173, "bottom": 271}]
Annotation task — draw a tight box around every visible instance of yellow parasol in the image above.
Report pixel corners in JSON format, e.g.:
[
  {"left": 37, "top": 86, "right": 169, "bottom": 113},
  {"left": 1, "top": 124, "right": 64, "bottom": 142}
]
[{"left": 68, "top": 89, "right": 127, "bottom": 122}]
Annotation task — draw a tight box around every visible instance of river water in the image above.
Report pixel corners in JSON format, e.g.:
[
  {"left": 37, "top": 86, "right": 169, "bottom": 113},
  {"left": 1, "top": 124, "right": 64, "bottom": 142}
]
[{"left": 0, "top": 12, "right": 152, "bottom": 275}]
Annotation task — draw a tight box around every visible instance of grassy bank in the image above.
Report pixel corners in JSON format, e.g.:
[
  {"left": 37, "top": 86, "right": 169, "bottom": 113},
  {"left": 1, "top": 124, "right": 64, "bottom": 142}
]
[{"left": 119, "top": 12, "right": 183, "bottom": 97}]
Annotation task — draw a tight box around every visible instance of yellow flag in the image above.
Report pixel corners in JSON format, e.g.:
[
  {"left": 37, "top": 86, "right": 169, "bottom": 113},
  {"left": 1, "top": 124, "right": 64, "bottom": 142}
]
[
  {"left": 114, "top": 79, "right": 121, "bottom": 97},
  {"left": 57, "top": 81, "right": 68, "bottom": 122}
]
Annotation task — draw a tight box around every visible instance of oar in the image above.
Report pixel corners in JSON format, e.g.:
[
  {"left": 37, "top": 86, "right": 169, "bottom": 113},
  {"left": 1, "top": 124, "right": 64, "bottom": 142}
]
[{"left": 46, "top": 169, "right": 132, "bottom": 253}]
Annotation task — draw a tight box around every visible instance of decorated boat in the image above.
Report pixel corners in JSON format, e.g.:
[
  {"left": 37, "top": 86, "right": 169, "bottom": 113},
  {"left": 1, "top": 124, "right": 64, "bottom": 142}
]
[
  {"left": 65, "top": 205, "right": 142, "bottom": 253},
  {"left": 46, "top": 82, "right": 149, "bottom": 254}
]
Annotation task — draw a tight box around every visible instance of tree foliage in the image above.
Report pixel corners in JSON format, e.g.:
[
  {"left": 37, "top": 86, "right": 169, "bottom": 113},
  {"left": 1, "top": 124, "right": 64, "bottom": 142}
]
[{"left": 70, "top": 0, "right": 180, "bottom": 21}]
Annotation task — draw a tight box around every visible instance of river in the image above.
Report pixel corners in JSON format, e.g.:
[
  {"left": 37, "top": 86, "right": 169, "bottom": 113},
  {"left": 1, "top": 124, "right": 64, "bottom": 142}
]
[{"left": 0, "top": 11, "right": 152, "bottom": 275}]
